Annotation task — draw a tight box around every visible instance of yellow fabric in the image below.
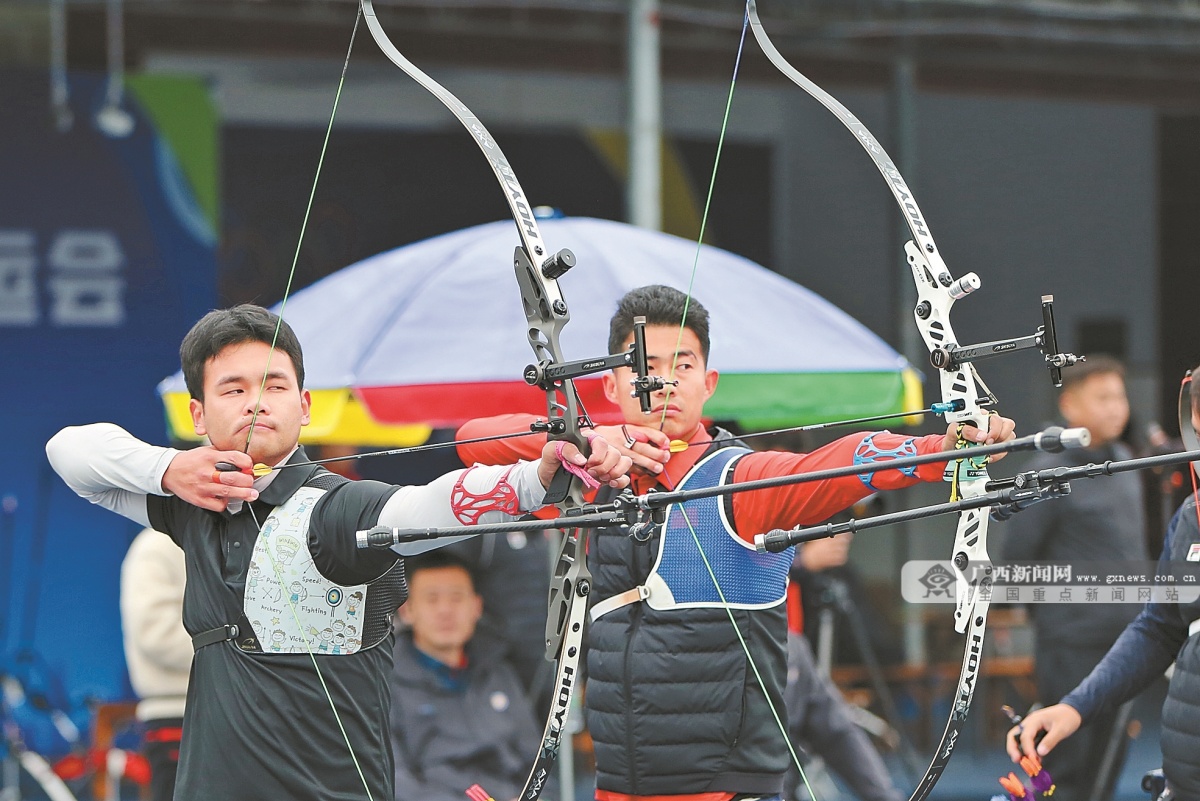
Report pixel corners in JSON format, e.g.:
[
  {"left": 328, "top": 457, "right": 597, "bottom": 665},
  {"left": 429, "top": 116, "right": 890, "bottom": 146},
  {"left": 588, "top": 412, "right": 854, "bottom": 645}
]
[{"left": 161, "top": 389, "right": 431, "bottom": 447}]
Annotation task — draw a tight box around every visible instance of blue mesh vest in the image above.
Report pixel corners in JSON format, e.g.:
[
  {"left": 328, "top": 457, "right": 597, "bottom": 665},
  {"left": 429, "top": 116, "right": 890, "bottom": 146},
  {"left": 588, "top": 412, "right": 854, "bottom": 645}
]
[{"left": 591, "top": 446, "right": 793, "bottom": 621}]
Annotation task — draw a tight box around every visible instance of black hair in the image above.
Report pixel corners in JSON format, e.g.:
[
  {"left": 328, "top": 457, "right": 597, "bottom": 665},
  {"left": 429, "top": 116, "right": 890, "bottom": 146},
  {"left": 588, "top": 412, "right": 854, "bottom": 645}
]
[
  {"left": 179, "top": 304, "right": 305, "bottom": 400},
  {"left": 406, "top": 551, "right": 479, "bottom": 593},
  {"left": 607, "top": 285, "right": 711, "bottom": 363},
  {"left": 1059, "top": 354, "right": 1124, "bottom": 392}
]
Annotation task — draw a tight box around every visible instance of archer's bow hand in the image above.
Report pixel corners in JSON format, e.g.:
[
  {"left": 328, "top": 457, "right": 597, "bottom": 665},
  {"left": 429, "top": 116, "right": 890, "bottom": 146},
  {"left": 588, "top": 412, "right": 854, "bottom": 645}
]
[
  {"left": 162, "top": 447, "right": 259, "bottom": 512},
  {"left": 943, "top": 414, "right": 1018, "bottom": 460},
  {"left": 537, "top": 436, "right": 633, "bottom": 491},
  {"left": 1005, "top": 703, "right": 1081, "bottom": 762},
  {"left": 590, "top": 423, "right": 670, "bottom": 476}
]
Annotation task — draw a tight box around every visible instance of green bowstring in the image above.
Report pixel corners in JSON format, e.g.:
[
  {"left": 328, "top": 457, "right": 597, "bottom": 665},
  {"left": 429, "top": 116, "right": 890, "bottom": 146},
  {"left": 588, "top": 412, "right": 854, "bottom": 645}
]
[
  {"left": 660, "top": 4, "right": 820, "bottom": 799},
  {"left": 241, "top": 7, "right": 376, "bottom": 800}
]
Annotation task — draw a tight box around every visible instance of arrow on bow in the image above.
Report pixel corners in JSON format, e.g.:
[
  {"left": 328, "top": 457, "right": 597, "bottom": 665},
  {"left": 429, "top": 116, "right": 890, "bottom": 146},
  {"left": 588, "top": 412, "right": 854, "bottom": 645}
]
[{"left": 356, "top": 424, "right": 1093, "bottom": 548}]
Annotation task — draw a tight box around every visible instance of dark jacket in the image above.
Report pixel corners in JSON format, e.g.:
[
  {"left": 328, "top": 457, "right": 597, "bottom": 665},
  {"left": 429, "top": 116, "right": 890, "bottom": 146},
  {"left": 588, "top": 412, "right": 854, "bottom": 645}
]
[
  {"left": 390, "top": 632, "right": 543, "bottom": 801},
  {"left": 586, "top": 432, "right": 789, "bottom": 797},
  {"left": 1063, "top": 497, "right": 1200, "bottom": 797},
  {"left": 1000, "top": 441, "right": 1148, "bottom": 647}
]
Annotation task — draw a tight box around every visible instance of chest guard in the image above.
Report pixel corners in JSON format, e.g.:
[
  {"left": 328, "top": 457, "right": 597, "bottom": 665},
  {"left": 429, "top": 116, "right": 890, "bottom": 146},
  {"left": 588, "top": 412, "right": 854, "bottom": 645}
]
[
  {"left": 239, "top": 477, "right": 406, "bottom": 656},
  {"left": 590, "top": 447, "right": 794, "bottom": 621}
]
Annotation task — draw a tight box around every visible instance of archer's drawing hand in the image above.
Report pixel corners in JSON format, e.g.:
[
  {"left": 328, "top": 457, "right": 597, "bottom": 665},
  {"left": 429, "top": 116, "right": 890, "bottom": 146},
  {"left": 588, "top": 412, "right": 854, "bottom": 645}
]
[
  {"left": 592, "top": 423, "right": 670, "bottom": 476},
  {"left": 162, "top": 447, "right": 259, "bottom": 512}
]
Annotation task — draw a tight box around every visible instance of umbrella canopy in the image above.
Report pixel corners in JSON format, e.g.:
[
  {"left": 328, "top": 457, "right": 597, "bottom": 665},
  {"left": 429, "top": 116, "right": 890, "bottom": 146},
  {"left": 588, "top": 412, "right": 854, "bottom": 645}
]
[{"left": 161, "top": 216, "right": 919, "bottom": 442}]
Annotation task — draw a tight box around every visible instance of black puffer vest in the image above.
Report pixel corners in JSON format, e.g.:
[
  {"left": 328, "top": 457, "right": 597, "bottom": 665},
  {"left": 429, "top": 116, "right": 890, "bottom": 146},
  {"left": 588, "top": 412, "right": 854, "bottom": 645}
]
[
  {"left": 1162, "top": 497, "right": 1200, "bottom": 797},
  {"left": 585, "top": 429, "right": 789, "bottom": 796}
]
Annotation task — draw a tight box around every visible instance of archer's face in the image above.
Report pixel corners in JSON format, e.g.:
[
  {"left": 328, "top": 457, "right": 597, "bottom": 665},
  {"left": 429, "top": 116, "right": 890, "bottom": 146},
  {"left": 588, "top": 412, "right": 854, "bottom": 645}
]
[
  {"left": 602, "top": 324, "right": 718, "bottom": 441},
  {"left": 189, "top": 341, "right": 311, "bottom": 467}
]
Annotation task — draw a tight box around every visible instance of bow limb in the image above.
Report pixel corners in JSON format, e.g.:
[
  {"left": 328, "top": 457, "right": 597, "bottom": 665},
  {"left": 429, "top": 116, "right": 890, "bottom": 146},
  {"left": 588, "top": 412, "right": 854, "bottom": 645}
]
[
  {"left": 359, "top": 5, "right": 591, "bottom": 799},
  {"left": 746, "top": 3, "right": 998, "bottom": 798}
]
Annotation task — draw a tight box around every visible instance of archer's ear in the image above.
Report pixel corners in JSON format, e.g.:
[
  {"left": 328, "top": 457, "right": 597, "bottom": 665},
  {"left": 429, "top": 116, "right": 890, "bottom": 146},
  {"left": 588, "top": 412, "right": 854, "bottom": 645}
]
[
  {"left": 189, "top": 398, "right": 207, "bottom": 437},
  {"left": 601, "top": 372, "right": 621, "bottom": 404},
  {"left": 300, "top": 389, "right": 312, "bottom": 426},
  {"left": 704, "top": 369, "right": 719, "bottom": 400}
]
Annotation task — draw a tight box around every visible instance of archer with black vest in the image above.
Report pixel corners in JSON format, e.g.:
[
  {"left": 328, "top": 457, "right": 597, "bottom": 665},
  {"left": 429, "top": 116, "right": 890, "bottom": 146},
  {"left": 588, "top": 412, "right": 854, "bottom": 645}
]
[
  {"left": 457, "top": 285, "right": 1017, "bottom": 801},
  {"left": 45, "top": 304, "right": 632, "bottom": 801},
  {"left": 1008, "top": 367, "right": 1200, "bottom": 801}
]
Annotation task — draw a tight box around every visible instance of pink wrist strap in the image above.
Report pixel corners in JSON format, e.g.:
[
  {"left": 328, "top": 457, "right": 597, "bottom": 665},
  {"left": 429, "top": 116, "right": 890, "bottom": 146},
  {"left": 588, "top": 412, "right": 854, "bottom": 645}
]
[{"left": 554, "top": 439, "right": 602, "bottom": 490}]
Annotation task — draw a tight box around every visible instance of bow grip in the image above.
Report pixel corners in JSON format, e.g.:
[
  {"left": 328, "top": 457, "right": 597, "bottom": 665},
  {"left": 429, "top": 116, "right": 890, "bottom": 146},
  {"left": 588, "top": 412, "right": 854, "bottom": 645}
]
[{"left": 543, "top": 465, "right": 575, "bottom": 507}]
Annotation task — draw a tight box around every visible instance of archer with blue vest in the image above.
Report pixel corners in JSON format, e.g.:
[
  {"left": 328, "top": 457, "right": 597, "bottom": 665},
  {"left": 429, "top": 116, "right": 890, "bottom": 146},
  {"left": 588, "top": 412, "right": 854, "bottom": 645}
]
[{"left": 457, "top": 284, "right": 1017, "bottom": 801}]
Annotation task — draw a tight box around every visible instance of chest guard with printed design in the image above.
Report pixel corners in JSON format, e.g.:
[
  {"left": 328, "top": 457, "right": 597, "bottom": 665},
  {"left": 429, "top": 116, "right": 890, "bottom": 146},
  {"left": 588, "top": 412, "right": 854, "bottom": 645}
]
[
  {"left": 239, "top": 476, "right": 406, "bottom": 655},
  {"left": 591, "top": 447, "right": 794, "bottom": 620}
]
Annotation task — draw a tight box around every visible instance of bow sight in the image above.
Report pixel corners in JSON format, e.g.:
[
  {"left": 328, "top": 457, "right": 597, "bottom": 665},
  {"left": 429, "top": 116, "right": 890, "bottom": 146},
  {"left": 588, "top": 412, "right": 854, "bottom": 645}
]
[
  {"left": 521, "top": 313, "right": 674, "bottom": 415},
  {"left": 922, "top": 293, "right": 1083, "bottom": 393}
]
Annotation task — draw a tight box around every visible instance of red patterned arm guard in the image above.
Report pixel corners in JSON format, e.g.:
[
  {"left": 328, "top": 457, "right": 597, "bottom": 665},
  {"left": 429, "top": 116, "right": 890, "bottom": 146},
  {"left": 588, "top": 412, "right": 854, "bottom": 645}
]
[{"left": 731, "top": 431, "right": 947, "bottom": 542}]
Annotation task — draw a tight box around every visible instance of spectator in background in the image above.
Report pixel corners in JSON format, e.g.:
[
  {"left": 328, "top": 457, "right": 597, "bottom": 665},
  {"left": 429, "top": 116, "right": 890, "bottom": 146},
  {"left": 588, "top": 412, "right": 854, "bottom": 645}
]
[
  {"left": 353, "top": 431, "right": 557, "bottom": 715},
  {"left": 120, "top": 527, "right": 190, "bottom": 801},
  {"left": 391, "top": 551, "right": 545, "bottom": 801},
  {"left": 441, "top": 532, "right": 554, "bottom": 716},
  {"left": 1000, "top": 355, "right": 1148, "bottom": 801}
]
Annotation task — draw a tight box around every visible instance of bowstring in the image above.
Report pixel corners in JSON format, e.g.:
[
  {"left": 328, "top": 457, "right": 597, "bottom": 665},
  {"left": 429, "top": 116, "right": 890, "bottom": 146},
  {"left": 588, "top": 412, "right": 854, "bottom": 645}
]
[
  {"left": 244, "top": 9, "right": 360, "bottom": 449},
  {"left": 240, "top": 8, "right": 376, "bottom": 800},
  {"left": 664, "top": 4, "right": 819, "bottom": 798},
  {"left": 658, "top": 4, "right": 747, "bottom": 433}
]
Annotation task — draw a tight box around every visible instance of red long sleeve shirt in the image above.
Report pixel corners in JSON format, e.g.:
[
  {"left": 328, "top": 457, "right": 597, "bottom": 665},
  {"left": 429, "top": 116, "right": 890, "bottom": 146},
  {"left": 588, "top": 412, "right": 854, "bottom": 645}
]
[
  {"left": 458, "top": 415, "right": 947, "bottom": 801},
  {"left": 457, "top": 414, "right": 947, "bottom": 545}
]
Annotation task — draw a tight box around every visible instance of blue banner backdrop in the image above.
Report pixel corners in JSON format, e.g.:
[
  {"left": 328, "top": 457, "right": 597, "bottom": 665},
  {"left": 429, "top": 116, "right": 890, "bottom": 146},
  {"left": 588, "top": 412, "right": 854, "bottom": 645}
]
[{"left": 0, "top": 69, "right": 216, "bottom": 716}]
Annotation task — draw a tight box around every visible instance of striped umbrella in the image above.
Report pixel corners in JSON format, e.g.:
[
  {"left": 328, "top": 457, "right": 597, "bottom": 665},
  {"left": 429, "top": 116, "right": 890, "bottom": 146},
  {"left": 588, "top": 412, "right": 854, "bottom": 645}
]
[{"left": 159, "top": 215, "right": 919, "bottom": 444}]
